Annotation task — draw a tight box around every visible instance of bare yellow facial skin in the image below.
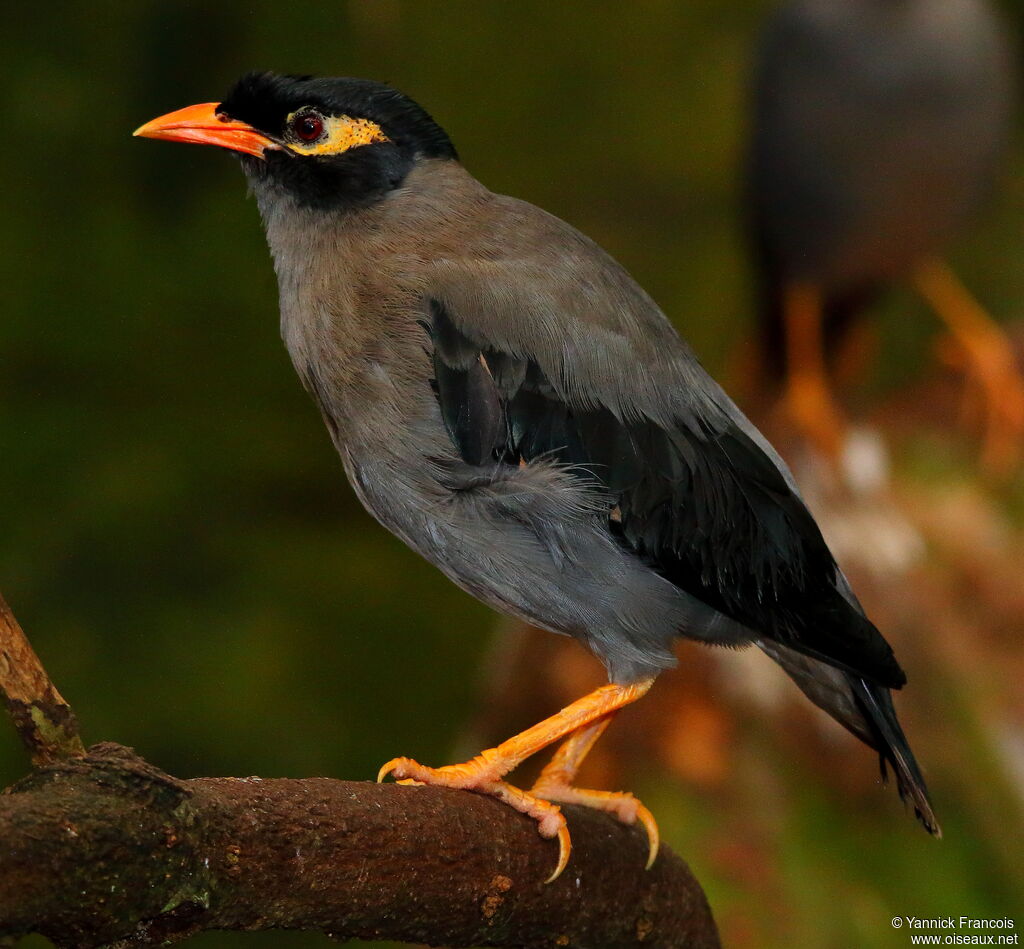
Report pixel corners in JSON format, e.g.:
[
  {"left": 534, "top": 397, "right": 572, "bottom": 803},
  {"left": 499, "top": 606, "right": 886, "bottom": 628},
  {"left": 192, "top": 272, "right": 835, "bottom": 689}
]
[{"left": 285, "top": 112, "right": 390, "bottom": 156}]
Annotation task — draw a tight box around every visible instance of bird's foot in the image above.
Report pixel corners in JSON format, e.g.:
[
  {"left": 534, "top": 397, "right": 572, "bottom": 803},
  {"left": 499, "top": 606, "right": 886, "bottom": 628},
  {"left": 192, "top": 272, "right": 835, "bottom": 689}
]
[
  {"left": 377, "top": 679, "right": 654, "bottom": 882},
  {"left": 530, "top": 777, "right": 660, "bottom": 870},
  {"left": 939, "top": 330, "right": 1024, "bottom": 477},
  {"left": 916, "top": 259, "right": 1024, "bottom": 478},
  {"left": 778, "top": 282, "right": 849, "bottom": 464},
  {"left": 377, "top": 753, "right": 572, "bottom": 882},
  {"left": 783, "top": 374, "right": 847, "bottom": 462}
]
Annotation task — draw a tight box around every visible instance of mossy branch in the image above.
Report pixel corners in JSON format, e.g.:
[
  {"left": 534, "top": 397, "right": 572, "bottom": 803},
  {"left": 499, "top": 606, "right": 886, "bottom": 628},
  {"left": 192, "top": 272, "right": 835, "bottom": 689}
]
[
  {"left": 0, "top": 594, "right": 85, "bottom": 765},
  {"left": 0, "top": 596, "right": 719, "bottom": 949}
]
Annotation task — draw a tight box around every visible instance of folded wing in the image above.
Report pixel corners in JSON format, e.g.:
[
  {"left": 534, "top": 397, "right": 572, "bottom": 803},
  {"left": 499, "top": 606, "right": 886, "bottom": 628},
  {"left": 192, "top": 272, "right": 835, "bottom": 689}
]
[{"left": 426, "top": 278, "right": 904, "bottom": 688}]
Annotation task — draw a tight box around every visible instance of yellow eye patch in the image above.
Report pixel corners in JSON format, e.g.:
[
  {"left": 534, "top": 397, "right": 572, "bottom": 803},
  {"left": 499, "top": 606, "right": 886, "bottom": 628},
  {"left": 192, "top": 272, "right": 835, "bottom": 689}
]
[{"left": 285, "top": 112, "right": 390, "bottom": 156}]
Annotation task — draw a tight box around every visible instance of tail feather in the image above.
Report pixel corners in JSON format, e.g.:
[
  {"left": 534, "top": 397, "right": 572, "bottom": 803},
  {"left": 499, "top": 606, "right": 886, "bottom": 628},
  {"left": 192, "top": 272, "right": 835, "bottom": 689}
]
[
  {"left": 849, "top": 676, "right": 941, "bottom": 837},
  {"left": 757, "top": 640, "right": 940, "bottom": 836}
]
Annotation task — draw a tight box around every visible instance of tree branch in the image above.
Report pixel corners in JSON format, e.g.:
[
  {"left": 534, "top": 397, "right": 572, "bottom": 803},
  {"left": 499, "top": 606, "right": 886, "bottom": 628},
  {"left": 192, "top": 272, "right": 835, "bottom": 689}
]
[
  {"left": 1, "top": 743, "right": 718, "bottom": 948},
  {"left": 0, "top": 595, "right": 719, "bottom": 948},
  {"left": 0, "top": 593, "right": 84, "bottom": 765}
]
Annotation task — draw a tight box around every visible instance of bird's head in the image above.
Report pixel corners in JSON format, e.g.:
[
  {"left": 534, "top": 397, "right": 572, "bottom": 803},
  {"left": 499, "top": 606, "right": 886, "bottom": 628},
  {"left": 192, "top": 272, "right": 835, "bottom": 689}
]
[{"left": 134, "top": 72, "right": 457, "bottom": 211}]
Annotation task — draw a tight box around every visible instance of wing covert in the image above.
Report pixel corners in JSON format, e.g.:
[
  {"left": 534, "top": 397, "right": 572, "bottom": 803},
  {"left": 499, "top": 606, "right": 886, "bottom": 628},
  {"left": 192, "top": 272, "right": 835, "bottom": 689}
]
[{"left": 423, "top": 231, "right": 905, "bottom": 689}]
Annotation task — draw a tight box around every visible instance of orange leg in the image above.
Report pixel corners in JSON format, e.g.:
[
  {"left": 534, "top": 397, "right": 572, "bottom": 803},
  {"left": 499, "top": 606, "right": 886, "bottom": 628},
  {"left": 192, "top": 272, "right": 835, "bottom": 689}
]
[
  {"left": 913, "top": 259, "right": 1024, "bottom": 477},
  {"left": 833, "top": 318, "right": 879, "bottom": 392},
  {"left": 378, "top": 678, "right": 654, "bottom": 882},
  {"left": 530, "top": 714, "right": 660, "bottom": 870},
  {"left": 781, "top": 283, "right": 847, "bottom": 459}
]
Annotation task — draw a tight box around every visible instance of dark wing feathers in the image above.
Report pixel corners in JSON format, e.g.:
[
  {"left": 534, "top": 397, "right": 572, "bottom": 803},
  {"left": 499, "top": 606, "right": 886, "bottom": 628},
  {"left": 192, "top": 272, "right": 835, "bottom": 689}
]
[
  {"left": 429, "top": 302, "right": 505, "bottom": 466},
  {"left": 428, "top": 298, "right": 905, "bottom": 689}
]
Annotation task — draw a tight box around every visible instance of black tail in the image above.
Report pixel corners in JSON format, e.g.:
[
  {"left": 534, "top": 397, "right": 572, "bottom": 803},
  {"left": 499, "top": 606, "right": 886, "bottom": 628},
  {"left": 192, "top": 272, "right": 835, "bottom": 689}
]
[
  {"left": 757, "top": 640, "right": 940, "bottom": 835},
  {"left": 849, "top": 675, "right": 941, "bottom": 837}
]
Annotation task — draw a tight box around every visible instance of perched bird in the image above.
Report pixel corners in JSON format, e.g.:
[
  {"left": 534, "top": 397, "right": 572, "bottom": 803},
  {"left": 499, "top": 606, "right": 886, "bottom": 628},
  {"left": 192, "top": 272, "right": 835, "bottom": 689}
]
[
  {"left": 135, "top": 72, "right": 939, "bottom": 881},
  {"left": 746, "top": 0, "right": 1023, "bottom": 472}
]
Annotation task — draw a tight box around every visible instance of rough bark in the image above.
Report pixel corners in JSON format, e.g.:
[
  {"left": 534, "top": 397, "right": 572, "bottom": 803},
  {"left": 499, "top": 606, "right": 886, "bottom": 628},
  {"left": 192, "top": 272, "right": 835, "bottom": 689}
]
[
  {"left": 0, "top": 742, "right": 719, "bottom": 949},
  {"left": 0, "top": 593, "right": 719, "bottom": 948},
  {"left": 0, "top": 594, "right": 85, "bottom": 765}
]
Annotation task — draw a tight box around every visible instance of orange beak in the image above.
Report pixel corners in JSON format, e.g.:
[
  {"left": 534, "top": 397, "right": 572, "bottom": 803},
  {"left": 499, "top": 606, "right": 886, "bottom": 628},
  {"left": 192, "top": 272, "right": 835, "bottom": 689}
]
[{"left": 133, "top": 102, "right": 277, "bottom": 159}]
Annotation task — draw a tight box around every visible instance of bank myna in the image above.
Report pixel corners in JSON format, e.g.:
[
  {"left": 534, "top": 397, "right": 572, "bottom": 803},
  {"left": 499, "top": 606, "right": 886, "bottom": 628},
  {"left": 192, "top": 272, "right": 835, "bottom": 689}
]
[
  {"left": 747, "top": 0, "right": 1023, "bottom": 472},
  {"left": 136, "top": 72, "right": 940, "bottom": 880}
]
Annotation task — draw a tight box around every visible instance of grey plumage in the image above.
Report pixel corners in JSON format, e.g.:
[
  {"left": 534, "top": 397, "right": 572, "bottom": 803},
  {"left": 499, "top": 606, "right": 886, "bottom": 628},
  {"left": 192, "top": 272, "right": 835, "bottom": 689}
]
[
  {"left": 260, "top": 163, "right": 755, "bottom": 683},
  {"left": 258, "top": 159, "right": 937, "bottom": 829},
  {"left": 136, "top": 73, "right": 940, "bottom": 835}
]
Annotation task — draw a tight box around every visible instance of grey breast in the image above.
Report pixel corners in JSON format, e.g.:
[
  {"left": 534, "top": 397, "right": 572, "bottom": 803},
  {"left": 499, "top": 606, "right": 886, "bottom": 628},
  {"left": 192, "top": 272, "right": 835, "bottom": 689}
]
[{"left": 257, "top": 163, "right": 752, "bottom": 684}]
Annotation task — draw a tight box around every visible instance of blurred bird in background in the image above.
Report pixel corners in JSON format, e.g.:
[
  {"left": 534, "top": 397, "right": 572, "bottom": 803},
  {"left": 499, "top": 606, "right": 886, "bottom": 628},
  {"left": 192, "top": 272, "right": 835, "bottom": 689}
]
[{"left": 744, "top": 0, "right": 1024, "bottom": 477}]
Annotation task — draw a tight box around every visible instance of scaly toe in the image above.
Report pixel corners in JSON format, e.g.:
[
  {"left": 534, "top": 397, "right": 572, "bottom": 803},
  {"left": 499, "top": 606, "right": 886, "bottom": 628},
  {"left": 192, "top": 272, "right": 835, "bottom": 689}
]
[
  {"left": 532, "top": 782, "right": 660, "bottom": 871},
  {"left": 472, "top": 778, "right": 575, "bottom": 883},
  {"left": 378, "top": 759, "right": 573, "bottom": 882},
  {"left": 495, "top": 784, "right": 571, "bottom": 882},
  {"left": 376, "top": 756, "right": 409, "bottom": 784},
  {"left": 377, "top": 755, "right": 500, "bottom": 789}
]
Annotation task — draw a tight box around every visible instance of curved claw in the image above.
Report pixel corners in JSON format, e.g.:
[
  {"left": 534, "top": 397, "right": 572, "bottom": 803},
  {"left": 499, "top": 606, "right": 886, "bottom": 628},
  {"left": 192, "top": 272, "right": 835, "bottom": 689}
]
[
  {"left": 544, "top": 821, "right": 573, "bottom": 884},
  {"left": 376, "top": 757, "right": 404, "bottom": 783},
  {"left": 372, "top": 679, "right": 657, "bottom": 883},
  {"left": 636, "top": 801, "right": 660, "bottom": 870},
  {"left": 377, "top": 758, "right": 432, "bottom": 787},
  {"left": 531, "top": 781, "right": 660, "bottom": 872}
]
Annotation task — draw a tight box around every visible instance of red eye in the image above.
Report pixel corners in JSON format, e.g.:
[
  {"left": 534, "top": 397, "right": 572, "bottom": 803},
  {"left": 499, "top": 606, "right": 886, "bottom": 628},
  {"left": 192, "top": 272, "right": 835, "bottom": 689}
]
[{"left": 292, "top": 112, "right": 324, "bottom": 142}]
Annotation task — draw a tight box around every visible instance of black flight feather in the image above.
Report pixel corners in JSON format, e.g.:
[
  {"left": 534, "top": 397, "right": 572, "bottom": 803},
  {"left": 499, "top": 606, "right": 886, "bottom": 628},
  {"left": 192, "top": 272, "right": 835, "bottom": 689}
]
[{"left": 429, "top": 298, "right": 906, "bottom": 690}]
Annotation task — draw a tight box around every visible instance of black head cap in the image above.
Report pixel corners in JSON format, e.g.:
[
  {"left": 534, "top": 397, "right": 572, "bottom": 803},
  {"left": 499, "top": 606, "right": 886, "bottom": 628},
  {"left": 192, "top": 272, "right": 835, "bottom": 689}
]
[{"left": 218, "top": 72, "right": 457, "bottom": 211}]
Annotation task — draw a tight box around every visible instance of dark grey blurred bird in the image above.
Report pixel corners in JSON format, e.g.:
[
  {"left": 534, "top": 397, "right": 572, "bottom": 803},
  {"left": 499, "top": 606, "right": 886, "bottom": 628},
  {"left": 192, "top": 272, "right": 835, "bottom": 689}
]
[
  {"left": 135, "top": 72, "right": 939, "bottom": 881},
  {"left": 747, "top": 0, "right": 1023, "bottom": 471}
]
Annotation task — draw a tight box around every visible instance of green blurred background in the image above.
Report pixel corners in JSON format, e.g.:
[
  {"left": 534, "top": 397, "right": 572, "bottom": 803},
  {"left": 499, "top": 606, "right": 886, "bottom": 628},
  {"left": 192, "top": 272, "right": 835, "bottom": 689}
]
[{"left": 2, "top": 2, "right": 1022, "bottom": 947}]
